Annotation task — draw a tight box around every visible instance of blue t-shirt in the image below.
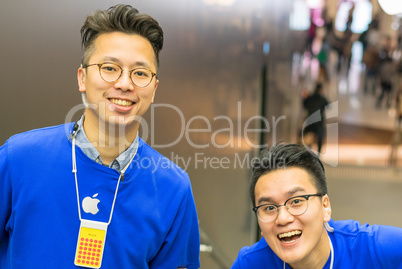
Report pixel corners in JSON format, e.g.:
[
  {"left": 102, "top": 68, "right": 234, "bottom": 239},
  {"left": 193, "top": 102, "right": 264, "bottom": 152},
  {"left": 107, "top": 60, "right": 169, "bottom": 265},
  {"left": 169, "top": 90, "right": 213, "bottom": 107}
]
[
  {"left": 232, "top": 219, "right": 402, "bottom": 268},
  {"left": 0, "top": 123, "right": 200, "bottom": 268}
]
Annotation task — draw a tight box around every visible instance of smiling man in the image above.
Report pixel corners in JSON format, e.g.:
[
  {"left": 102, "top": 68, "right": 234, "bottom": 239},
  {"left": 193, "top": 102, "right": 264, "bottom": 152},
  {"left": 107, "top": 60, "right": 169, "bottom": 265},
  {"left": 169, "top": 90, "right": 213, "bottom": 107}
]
[
  {"left": 0, "top": 5, "right": 199, "bottom": 269},
  {"left": 232, "top": 143, "right": 402, "bottom": 269}
]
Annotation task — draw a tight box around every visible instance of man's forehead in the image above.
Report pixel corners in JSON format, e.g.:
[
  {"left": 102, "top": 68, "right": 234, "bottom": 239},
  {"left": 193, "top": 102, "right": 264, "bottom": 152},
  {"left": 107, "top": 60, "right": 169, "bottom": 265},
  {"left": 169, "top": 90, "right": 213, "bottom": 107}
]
[
  {"left": 89, "top": 33, "right": 157, "bottom": 69},
  {"left": 254, "top": 168, "right": 317, "bottom": 203},
  {"left": 256, "top": 167, "right": 314, "bottom": 185}
]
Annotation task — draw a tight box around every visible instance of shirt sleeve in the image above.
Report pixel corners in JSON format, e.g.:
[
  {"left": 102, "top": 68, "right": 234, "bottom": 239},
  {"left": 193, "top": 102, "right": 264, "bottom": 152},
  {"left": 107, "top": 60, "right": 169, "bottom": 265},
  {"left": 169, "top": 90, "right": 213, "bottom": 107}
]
[
  {"left": 0, "top": 141, "right": 12, "bottom": 245},
  {"left": 231, "top": 246, "right": 253, "bottom": 269},
  {"left": 231, "top": 254, "right": 243, "bottom": 269},
  {"left": 149, "top": 183, "right": 200, "bottom": 269},
  {"left": 371, "top": 225, "right": 402, "bottom": 268}
]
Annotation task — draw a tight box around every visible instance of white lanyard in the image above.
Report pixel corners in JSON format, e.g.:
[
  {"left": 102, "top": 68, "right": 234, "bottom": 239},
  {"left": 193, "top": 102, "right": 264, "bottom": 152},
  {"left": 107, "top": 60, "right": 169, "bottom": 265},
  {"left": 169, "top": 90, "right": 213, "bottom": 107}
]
[
  {"left": 71, "top": 130, "right": 137, "bottom": 223},
  {"left": 283, "top": 235, "right": 334, "bottom": 269}
]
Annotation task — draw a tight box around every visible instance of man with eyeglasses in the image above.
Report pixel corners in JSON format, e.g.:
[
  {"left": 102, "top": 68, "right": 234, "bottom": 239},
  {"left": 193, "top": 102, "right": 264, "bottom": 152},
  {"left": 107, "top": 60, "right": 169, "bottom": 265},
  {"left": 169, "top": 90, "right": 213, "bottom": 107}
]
[
  {"left": 0, "top": 5, "right": 199, "bottom": 269},
  {"left": 232, "top": 143, "right": 402, "bottom": 269}
]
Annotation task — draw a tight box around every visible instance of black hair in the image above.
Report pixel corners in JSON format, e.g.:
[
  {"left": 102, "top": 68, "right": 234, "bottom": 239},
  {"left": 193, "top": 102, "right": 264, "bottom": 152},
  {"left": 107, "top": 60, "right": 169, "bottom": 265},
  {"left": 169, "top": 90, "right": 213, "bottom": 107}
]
[
  {"left": 250, "top": 143, "right": 327, "bottom": 207},
  {"left": 80, "top": 4, "right": 164, "bottom": 68}
]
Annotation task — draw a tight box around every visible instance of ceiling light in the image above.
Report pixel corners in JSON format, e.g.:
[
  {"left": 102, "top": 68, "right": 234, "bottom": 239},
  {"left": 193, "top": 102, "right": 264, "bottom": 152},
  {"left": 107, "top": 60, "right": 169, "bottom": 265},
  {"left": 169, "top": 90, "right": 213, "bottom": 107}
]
[
  {"left": 378, "top": 0, "right": 402, "bottom": 15},
  {"left": 203, "top": 0, "right": 236, "bottom": 7}
]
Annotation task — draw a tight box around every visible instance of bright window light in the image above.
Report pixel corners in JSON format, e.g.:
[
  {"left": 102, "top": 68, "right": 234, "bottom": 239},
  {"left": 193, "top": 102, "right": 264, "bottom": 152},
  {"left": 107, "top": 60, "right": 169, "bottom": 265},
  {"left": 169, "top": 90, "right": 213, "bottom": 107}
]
[
  {"left": 306, "top": 0, "right": 322, "bottom": 9},
  {"left": 335, "top": 0, "right": 372, "bottom": 33},
  {"left": 202, "top": 0, "right": 236, "bottom": 6},
  {"left": 335, "top": 2, "right": 353, "bottom": 32},
  {"left": 289, "top": 0, "right": 311, "bottom": 31},
  {"left": 351, "top": 0, "right": 372, "bottom": 33}
]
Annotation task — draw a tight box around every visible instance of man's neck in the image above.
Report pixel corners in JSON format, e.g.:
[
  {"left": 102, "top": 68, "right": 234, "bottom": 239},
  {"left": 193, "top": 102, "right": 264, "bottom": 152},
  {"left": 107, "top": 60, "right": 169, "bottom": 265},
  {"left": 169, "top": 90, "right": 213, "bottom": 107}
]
[{"left": 83, "top": 116, "right": 139, "bottom": 165}]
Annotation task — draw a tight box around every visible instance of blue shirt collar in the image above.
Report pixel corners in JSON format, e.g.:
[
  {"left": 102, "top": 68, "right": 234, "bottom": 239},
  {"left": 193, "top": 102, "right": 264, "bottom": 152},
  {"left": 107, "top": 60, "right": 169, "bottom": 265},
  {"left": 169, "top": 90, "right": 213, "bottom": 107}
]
[{"left": 74, "top": 116, "right": 139, "bottom": 172}]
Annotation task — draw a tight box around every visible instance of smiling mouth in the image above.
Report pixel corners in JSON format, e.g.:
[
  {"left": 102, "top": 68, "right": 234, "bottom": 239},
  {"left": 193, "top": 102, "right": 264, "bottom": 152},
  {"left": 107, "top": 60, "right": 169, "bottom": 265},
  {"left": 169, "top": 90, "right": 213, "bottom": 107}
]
[
  {"left": 109, "top": 98, "right": 133, "bottom": 107},
  {"left": 278, "top": 230, "right": 302, "bottom": 243}
]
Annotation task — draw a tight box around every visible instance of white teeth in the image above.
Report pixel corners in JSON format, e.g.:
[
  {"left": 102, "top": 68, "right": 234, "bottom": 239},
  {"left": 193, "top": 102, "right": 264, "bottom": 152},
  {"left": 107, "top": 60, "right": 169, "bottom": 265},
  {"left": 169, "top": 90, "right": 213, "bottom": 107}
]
[
  {"left": 278, "top": 230, "right": 302, "bottom": 239},
  {"left": 282, "top": 239, "right": 297, "bottom": 243},
  {"left": 110, "top": 98, "right": 133, "bottom": 106}
]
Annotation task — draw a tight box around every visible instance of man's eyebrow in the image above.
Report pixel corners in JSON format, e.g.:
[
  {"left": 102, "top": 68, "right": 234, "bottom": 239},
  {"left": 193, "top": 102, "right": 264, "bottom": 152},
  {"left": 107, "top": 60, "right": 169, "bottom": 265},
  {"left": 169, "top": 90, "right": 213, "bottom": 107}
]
[
  {"left": 99, "top": 57, "right": 152, "bottom": 69},
  {"left": 256, "top": 196, "right": 275, "bottom": 206},
  {"left": 256, "top": 187, "right": 307, "bottom": 206}
]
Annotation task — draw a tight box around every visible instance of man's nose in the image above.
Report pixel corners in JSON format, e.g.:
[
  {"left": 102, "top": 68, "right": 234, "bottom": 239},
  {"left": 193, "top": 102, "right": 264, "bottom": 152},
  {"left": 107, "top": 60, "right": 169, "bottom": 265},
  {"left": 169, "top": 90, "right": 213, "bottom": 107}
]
[
  {"left": 275, "top": 206, "right": 294, "bottom": 225},
  {"left": 114, "top": 71, "right": 135, "bottom": 91}
]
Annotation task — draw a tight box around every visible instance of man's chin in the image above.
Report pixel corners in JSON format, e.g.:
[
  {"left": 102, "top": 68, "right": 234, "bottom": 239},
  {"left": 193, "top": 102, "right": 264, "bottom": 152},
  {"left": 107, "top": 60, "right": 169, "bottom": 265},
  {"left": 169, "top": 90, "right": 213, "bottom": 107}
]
[
  {"left": 272, "top": 245, "right": 305, "bottom": 267},
  {"left": 108, "top": 114, "right": 143, "bottom": 125}
]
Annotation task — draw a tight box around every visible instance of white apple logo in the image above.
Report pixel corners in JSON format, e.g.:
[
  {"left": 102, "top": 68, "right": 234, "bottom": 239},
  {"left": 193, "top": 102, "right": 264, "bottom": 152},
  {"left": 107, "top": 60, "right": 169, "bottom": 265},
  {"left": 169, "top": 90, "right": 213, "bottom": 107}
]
[{"left": 82, "top": 193, "right": 100, "bottom": 215}]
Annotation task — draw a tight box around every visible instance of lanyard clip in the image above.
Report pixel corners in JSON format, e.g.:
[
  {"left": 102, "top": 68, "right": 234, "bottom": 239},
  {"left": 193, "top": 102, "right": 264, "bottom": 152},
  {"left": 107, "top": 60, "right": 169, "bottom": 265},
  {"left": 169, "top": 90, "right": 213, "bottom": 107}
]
[{"left": 69, "top": 122, "right": 79, "bottom": 140}]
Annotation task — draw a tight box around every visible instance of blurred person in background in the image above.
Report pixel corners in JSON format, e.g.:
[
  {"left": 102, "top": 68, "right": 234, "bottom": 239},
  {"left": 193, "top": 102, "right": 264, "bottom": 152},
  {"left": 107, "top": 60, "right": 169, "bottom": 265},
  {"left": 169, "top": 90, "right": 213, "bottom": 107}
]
[
  {"left": 302, "top": 83, "right": 329, "bottom": 157},
  {"left": 396, "top": 83, "right": 402, "bottom": 131},
  {"left": 360, "top": 21, "right": 381, "bottom": 96},
  {"left": 362, "top": 45, "right": 380, "bottom": 95},
  {"left": 376, "top": 35, "right": 396, "bottom": 109}
]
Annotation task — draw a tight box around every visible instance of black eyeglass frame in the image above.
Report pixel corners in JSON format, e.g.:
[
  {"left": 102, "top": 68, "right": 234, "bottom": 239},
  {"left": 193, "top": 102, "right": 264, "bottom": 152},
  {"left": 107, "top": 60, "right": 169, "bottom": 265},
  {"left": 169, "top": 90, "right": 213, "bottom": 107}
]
[
  {"left": 252, "top": 193, "right": 324, "bottom": 222},
  {"left": 82, "top": 62, "right": 157, "bottom": 88}
]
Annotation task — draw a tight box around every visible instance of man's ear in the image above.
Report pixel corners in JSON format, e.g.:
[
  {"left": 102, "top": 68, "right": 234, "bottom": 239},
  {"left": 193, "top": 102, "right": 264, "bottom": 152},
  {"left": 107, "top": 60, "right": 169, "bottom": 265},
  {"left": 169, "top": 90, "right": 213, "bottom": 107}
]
[
  {"left": 78, "top": 66, "right": 86, "bottom": 93},
  {"left": 322, "top": 195, "right": 332, "bottom": 222},
  {"left": 151, "top": 79, "right": 159, "bottom": 103}
]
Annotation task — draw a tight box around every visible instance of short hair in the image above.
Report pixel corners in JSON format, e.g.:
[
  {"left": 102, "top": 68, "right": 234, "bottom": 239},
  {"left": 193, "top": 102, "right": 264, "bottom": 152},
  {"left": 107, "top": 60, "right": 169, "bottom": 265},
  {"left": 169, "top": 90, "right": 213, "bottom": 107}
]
[
  {"left": 80, "top": 4, "right": 164, "bottom": 69},
  {"left": 249, "top": 143, "right": 327, "bottom": 207},
  {"left": 314, "top": 83, "right": 323, "bottom": 94}
]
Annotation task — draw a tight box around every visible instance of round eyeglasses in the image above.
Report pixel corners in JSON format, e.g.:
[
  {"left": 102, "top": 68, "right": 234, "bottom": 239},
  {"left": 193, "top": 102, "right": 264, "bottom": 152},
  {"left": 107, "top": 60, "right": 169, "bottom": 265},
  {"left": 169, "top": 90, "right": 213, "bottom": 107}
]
[
  {"left": 253, "top": 193, "right": 324, "bottom": 223},
  {"left": 83, "top": 62, "right": 157, "bottom": 88}
]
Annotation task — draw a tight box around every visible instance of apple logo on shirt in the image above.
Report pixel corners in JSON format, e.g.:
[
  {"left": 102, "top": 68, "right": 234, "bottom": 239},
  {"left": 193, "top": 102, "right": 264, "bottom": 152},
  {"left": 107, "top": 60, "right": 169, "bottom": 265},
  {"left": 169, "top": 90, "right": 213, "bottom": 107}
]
[{"left": 82, "top": 193, "right": 100, "bottom": 215}]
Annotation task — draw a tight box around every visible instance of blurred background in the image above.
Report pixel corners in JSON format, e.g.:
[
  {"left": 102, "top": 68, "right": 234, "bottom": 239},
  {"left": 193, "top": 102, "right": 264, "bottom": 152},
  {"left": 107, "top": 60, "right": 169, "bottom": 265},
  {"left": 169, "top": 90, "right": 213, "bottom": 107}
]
[{"left": 1, "top": 0, "right": 401, "bottom": 268}]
